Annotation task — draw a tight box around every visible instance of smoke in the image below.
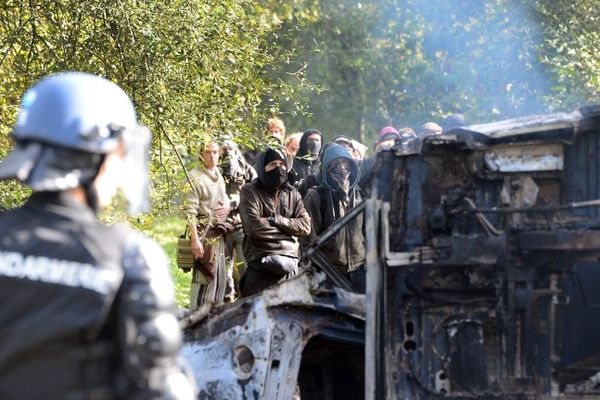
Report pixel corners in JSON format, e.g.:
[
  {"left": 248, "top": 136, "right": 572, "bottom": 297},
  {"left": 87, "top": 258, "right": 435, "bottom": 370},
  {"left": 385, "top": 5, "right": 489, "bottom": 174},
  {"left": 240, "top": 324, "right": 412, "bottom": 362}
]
[
  {"left": 283, "top": 0, "right": 559, "bottom": 142},
  {"left": 377, "top": 0, "right": 552, "bottom": 124}
]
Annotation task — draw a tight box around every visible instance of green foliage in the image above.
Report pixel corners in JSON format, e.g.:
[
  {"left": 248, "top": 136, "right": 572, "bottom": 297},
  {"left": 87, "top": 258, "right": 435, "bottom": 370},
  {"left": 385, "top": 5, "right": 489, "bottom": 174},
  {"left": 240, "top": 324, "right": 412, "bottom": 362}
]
[
  {"left": 0, "top": 0, "right": 311, "bottom": 211},
  {"left": 535, "top": 0, "right": 600, "bottom": 110},
  {"left": 1, "top": 0, "right": 599, "bottom": 210},
  {"left": 275, "top": 0, "right": 600, "bottom": 145},
  {"left": 140, "top": 214, "right": 191, "bottom": 308}
]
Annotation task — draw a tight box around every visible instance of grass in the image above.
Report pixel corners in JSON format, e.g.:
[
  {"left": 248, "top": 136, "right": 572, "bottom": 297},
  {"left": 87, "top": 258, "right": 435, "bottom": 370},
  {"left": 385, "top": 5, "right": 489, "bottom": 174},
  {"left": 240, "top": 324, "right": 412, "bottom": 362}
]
[{"left": 145, "top": 214, "right": 192, "bottom": 308}]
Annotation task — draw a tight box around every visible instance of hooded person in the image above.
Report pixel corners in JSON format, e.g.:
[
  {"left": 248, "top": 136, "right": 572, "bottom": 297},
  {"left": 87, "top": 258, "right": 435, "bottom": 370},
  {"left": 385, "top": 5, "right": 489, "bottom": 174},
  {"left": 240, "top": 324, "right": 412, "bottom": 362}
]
[
  {"left": 359, "top": 125, "right": 400, "bottom": 197},
  {"left": 288, "top": 128, "right": 323, "bottom": 193},
  {"left": 238, "top": 146, "right": 311, "bottom": 297},
  {"left": 301, "top": 143, "right": 366, "bottom": 292}
]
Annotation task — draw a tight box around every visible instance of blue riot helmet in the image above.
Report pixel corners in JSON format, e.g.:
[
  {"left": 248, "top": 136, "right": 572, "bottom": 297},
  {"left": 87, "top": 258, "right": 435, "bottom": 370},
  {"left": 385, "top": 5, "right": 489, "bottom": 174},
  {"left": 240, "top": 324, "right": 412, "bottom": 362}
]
[{"left": 0, "top": 72, "right": 151, "bottom": 214}]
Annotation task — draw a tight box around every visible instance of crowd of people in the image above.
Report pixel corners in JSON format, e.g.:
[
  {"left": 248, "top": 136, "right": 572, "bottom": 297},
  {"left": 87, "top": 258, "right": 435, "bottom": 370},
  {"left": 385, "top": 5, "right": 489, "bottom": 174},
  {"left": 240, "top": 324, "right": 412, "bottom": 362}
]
[
  {"left": 182, "top": 114, "right": 467, "bottom": 308},
  {"left": 0, "top": 71, "right": 468, "bottom": 397}
]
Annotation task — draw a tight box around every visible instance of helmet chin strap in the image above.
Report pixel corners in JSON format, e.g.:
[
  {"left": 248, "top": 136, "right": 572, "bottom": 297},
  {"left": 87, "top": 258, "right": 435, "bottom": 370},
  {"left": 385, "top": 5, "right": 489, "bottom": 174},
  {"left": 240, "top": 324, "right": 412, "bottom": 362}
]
[
  {"left": 83, "top": 183, "right": 100, "bottom": 213},
  {"left": 83, "top": 155, "right": 106, "bottom": 214}
]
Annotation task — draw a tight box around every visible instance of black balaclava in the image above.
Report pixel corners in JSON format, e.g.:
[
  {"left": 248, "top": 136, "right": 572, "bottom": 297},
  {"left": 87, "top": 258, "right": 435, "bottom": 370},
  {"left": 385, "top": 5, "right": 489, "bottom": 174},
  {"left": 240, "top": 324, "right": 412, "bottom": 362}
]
[
  {"left": 297, "top": 129, "right": 323, "bottom": 161},
  {"left": 261, "top": 148, "right": 287, "bottom": 192},
  {"left": 307, "top": 137, "right": 321, "bottom": 156}
]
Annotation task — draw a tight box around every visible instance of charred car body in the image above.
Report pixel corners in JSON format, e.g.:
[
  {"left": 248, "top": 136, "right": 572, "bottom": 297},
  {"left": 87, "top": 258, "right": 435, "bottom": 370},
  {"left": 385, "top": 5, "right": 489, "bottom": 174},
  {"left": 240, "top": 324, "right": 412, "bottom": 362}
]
[{"left": 183, "top": 105, "right": 600, "bottom": 399}]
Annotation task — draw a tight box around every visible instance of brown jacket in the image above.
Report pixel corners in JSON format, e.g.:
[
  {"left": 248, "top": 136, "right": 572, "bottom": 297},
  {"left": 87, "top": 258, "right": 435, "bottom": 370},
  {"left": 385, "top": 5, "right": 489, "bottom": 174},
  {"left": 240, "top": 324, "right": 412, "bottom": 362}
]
[{"left": 239, "top": 181, "right": 310, "bottom": 263}]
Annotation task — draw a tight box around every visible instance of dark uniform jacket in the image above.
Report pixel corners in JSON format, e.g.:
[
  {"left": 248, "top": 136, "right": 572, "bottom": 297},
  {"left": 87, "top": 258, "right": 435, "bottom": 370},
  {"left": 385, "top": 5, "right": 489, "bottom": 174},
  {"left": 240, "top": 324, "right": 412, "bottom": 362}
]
[{"left": 0, "top": 192, "right": 191, "bottom": 399}]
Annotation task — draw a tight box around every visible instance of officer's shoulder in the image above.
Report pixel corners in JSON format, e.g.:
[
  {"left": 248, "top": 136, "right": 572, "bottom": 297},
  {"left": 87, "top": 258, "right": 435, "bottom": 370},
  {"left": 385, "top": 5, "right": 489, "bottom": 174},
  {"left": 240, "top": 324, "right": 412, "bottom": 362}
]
[{"left": 115, "top": 225, "right": 170, "bottom": 277}]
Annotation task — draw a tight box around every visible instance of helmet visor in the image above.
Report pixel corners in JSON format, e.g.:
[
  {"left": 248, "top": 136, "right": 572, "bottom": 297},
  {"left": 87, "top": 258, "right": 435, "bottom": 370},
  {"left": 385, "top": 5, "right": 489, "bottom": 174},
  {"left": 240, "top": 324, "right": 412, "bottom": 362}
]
[{"left": 121, "top": 126, "right": 152, "bottom": 214}]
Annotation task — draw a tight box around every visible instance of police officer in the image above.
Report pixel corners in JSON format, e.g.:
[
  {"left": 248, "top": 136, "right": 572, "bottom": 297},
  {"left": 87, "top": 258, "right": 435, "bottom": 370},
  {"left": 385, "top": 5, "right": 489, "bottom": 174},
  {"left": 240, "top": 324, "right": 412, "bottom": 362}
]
[{"left": 0, "top": 73, "right": 196, "bottom": 399}]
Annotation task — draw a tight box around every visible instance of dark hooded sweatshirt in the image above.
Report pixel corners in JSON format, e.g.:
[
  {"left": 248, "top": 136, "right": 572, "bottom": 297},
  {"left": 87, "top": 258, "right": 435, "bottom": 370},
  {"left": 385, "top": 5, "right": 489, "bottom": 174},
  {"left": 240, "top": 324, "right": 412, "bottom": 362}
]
[
  {"left": 302, "top": 144, "right": 365, "bottom": 274},
  {"left": 288, "top": 129, "right": 322, "bottom": 189}
]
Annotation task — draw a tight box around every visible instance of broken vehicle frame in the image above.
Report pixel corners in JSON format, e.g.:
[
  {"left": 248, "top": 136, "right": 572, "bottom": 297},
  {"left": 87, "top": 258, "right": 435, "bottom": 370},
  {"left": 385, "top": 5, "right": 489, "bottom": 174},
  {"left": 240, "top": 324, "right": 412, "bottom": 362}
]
[
  {"left": 182, "top": 104, "right": 600, "bottom": 399},
  {"left": 365, "top": 104, "right": 600, "bottom": 400},
  {"left": 181, "top": 203, "right": 368, "bottom": 400}
]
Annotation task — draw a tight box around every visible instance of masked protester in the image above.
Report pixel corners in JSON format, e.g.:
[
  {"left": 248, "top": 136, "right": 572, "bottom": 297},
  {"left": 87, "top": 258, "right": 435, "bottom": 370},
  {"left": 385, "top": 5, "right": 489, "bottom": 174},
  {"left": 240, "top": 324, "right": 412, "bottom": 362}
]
[
  {"left": 302, "top": 143, "right": 366, "bottom": 292},
  {"left": 0, "top": 72, "right": 196, "bottom": 399},
  {"left": 183, "top": 142, "right": 231, "bottom": 308},
  {"left": 288, "top": 128, "right": 322, "bottom": 196},
  {"left": 238, "top": 146, "right": 311, "bottom": 297}
]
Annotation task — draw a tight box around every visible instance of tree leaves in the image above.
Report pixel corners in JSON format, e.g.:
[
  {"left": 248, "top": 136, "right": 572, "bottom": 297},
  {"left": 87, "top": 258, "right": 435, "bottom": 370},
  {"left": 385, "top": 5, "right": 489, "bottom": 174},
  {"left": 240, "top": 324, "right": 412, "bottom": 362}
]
[
  {"left": 0, "top": 0, "right": 598, "bottom": 211},
  {"left": 276, "top": 0, "right": 600, "bottom": 145},
  {"left": 0, "top": 0, "right": 311, "bottom": 211}
]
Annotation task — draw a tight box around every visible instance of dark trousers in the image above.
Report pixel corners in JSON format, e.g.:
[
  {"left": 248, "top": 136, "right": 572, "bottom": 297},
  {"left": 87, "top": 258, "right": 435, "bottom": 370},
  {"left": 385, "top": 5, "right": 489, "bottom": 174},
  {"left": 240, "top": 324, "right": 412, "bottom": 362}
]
[{"left": 240, "top": 258, "right": 290, "bottom": 297}]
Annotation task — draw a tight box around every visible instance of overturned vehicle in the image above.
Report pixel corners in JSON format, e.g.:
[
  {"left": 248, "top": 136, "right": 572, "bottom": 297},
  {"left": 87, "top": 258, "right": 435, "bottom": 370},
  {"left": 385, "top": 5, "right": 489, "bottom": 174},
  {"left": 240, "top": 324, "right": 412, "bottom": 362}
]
[{"left": 182, "top": 104, "right": 600, "bottom": 399}]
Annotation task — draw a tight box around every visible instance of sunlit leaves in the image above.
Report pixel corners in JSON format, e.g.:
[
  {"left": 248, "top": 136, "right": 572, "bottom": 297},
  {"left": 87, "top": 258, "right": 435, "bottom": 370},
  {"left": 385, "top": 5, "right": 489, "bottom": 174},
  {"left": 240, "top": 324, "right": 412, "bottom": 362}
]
[{"left": 0, "top": 0, "right": 311, "bottom": 211}]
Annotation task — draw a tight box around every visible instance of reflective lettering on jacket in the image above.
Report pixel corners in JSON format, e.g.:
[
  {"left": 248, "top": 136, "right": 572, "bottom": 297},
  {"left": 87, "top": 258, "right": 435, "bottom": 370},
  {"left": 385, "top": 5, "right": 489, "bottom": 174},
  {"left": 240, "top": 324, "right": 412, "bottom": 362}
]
[{"left": 0, "top": 250, "right": 120, "bottom": 295}]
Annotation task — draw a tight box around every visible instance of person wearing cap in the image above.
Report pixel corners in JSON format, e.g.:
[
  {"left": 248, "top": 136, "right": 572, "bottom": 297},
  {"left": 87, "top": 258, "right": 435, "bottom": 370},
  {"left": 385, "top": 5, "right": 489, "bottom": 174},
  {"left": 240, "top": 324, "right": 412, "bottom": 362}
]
[
  {"left": 0, "top": 72, "right": 196, "bottom": 399},
  {"left": 333, "top": 135, "right": 353, "bottom": 150},
  {"left": 358, "top": 125, "right": 400, "bottom": 197},
  {"left": 442, "top": 113, "right": 466, "bottom": 133},
  {"left": 302, "top": 143, "right": 366, "bottom": 292},
  {"left": 419, "top": 121, "right": 443, "bottom": 139},
  {"left": 183, "top": 141, "right": 231, "bottom": 308},
  {"left": 398, "top": 126, "right": 418, "bottom": 142},
  {"left": 334, "top": 135, "right": 366, "bottom": 162},
  {"left": 288, "top": 128, "right": 323, "bottom": 196},
  {"left": 375, "top": 125, "right": 401, "bottom": 151},
  {"left": 238, "top": 146, "right": 311, "bottom": 297}
]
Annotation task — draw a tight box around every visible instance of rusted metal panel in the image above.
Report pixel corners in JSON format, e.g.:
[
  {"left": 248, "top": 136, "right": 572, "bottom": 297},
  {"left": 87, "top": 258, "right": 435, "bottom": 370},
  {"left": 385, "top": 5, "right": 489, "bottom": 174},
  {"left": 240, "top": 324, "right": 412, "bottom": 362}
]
[
  {"left": 465, "top": 109, "right": 582, "bottom": 141},
  {"left": 369, "top": 104, "right": 600, "bottom": 399}
]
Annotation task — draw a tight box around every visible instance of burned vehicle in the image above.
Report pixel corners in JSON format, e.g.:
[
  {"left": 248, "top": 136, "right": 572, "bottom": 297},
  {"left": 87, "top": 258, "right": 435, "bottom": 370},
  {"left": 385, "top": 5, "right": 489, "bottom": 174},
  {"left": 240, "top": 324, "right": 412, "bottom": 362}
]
[{"left": 182, "top": 104, "right": 600, "bottom": 399}]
